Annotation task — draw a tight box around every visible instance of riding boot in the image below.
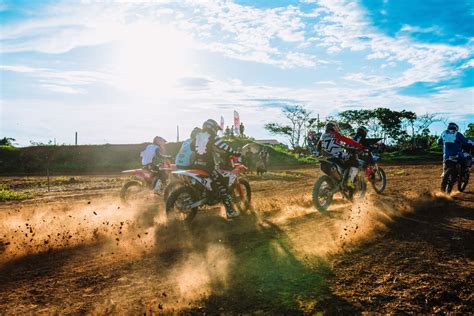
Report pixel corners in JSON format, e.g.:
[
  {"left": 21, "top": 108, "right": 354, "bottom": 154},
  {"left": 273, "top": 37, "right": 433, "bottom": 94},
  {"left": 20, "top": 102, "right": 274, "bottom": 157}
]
[{"left": 221, "top": 190, "right": 239, "bottom": 218}]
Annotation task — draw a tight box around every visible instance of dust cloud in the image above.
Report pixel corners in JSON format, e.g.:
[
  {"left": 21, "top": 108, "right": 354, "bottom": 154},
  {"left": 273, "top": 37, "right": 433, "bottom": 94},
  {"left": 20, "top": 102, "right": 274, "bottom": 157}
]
[
  {"left": 0, "top": 198, "right": 158, "bottom": 263},
  {"left": 0, "top": 185, "right": 455, "bottom": 313}
]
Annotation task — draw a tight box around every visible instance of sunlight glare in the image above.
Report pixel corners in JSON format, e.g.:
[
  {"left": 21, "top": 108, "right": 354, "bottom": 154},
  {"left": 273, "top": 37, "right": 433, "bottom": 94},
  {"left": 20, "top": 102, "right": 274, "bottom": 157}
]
[{"left": 113, "top": 22, "right": 193, "bottom": 98}]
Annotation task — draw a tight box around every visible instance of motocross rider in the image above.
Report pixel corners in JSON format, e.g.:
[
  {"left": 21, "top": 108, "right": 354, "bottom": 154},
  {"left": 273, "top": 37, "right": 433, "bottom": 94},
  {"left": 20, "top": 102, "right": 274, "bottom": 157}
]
[
  {"left": 353, "top": 126, "right": 374, "bottom": 165},
  {"left": 141, "top": 136, "right": 171, "bottom": 193},
  {"left": 438, "top": 122, "right": 474, "bottom": 177},
  {"left": 191, "top": 119, "right": 241, "bottom": 218},
  {"left": 307, "top": 130, "right": 320, "bottom": 155},
  {"left": 316, "top": 122, "right": 365, "bottom": 190}
]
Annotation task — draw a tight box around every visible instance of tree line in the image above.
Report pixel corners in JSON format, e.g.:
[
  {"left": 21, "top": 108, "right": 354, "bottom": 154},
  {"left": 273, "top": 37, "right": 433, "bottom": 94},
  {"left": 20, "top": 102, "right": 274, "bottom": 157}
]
[{"left": 264, "top": 105, "right": 466, "bottom": 151}]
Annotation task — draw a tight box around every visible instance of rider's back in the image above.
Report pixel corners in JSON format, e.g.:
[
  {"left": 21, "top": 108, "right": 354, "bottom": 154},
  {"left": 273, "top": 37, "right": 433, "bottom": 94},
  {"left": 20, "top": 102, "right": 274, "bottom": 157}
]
[
  {"left": 439, "top": 130, "right": 467, "bottom": 159},
  {"left": 141, "top": 144, "right": 160, "bottom": 166},
  {"left": 319, "top": 131, "right": 343, "bottom": 157},
  {"left": 175, "top": 139, "right": 195, "bottom": 168},
  {"left": 191, "top": 129, "right": 216, "bottom": 167}
]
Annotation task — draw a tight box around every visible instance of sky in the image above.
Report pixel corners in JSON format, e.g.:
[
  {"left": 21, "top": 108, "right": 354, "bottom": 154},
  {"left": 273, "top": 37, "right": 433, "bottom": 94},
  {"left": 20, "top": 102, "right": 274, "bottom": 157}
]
[{"left": 0, "top": 0, "right": 473, "bottom": 146}]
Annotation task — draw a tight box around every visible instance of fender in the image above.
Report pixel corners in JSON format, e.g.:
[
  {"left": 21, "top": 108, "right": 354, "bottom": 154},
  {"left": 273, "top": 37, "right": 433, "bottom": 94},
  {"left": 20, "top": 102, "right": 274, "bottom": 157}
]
[{"left": 171, "top": 170, "right": 213, "bottom": 191}]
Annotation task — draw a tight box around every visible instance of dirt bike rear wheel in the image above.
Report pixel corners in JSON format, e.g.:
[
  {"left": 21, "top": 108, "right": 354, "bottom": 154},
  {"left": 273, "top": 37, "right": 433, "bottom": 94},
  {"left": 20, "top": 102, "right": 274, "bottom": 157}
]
[
  {"left": 441, "top": 168, "right": 456, "bottom": 194},
  {"left": 371, "top": 167, "right": 386, "bottom": 194},
  {"left": 120, "top": 180, "right": 145, "bottom": 204},
  {"left": 232, "top": 179, "right": 251, "bottom": 213},
  {"left": 458, "top": 171, "right": 469, "bottom": 192},
  {"left": 312, "top": 175, "right": 336, "bottom": 214},
  {"left": 165, "top": 186, "right": 198, "bottom": 223}
]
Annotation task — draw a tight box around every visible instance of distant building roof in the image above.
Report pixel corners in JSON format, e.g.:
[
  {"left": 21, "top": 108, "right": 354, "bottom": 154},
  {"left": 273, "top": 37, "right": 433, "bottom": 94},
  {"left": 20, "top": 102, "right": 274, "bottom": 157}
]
[{"left": 254, "top": 139, "right": 280, "bottom": 145}]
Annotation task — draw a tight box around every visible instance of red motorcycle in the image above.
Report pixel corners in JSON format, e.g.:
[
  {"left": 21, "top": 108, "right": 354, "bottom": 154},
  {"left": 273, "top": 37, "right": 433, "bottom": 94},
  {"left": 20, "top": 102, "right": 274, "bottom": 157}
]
[
  {"left": 120, "top": 161, "right": 176, "bottom": 203},
  {"left": 360, "top": 151, "right": 386, "bottom": 194},
  {"left": 165, "top": 155, "right": 251, "bottom": 223}
]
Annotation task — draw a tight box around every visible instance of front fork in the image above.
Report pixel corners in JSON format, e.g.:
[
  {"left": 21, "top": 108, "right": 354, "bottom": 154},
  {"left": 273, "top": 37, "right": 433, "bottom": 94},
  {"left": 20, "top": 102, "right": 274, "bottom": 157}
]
[{"left": 365, "top": 163, "right": 379, "bottom": 181}]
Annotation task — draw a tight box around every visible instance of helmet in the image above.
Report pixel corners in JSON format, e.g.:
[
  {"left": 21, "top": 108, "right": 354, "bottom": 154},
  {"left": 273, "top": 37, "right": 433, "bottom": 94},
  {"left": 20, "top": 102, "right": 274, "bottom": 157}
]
[
  {"left": 202, "top": 119, "right": 222, "bottom": 133},
  {"left": 153, "top": 136, "right": 167, "bottom": 145},
  {"left": 356, "top": 126, "right": 368, "bottom": 138},
  {"left": 307, "top": 130, "right": 317, "bottom": 139},
  {"left": 447, "top": 122, "right": 459, "bottom": 132},
  {"left": 325, "top": 121, "right": 339, "bottom": 133}
]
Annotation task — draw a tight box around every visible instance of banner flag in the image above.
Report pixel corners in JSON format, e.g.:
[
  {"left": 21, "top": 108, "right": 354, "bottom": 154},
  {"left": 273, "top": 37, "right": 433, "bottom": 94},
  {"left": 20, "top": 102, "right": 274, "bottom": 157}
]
[{"left": 234, "top": 110, "right": 240, "bottom": 134}]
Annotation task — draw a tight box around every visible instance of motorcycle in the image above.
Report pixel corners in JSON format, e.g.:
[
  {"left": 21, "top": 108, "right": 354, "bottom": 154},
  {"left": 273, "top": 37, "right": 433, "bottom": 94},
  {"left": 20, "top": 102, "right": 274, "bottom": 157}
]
[
  {"left": 120, "top": 161, "right": 176, "bottom": 204},
  {"left": 359, "top": 139, "right": 387, "bottom": 194},
  {"left": 165, "top": 155, "right": 251, "bottom": 223},
  {"left": 312, "top": 150, "right": 367, "bottom": 213},
  {"left": 440, "top": 152, "right": 472, "bottom": 194}
]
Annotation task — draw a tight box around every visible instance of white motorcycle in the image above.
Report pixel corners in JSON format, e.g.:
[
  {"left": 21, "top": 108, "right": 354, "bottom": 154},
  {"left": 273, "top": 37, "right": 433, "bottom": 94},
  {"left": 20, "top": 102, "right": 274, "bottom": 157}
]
[{"left": 165, "top": 155, "right": 251, "bottom": 223}]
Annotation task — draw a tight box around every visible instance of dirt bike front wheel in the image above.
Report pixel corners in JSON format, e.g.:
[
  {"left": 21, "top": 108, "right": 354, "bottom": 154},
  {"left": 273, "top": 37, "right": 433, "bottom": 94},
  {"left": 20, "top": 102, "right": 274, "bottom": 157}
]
[
  {"left": 441, "top": 168, "right": 456, "bottom": 194},
  {"left": 120, "top": 180, "right": 146, "bottom": 204},
  {"left": 165, "top": 186, "right": 198, "bottom": 223},
  {"left": 232, "top": 179, "right": 251, "bottom": 213},
  {"left": 312, "top": 175, "right": 336, "bottom": 214},
  {"left": 458, "top": 171, "right": 469, "bottom": 192},
  {"left": 371, "top": 167, "right": 386, "bottom": 194}
]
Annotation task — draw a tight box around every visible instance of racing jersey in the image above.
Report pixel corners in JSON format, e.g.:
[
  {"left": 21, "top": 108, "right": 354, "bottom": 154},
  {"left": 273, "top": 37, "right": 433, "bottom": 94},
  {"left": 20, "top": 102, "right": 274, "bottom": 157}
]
[
  {"left": 191, "top": 130, "right": 238, "bottom": 168},
  {"left": 317, "top": 131, "right": 364, "bottom": 158},
  {"left": 438, "top": 130, "right": 473, "bottom": 160},
  {"left": 141, "top": 144, "right": 169, "bottom": 166}
]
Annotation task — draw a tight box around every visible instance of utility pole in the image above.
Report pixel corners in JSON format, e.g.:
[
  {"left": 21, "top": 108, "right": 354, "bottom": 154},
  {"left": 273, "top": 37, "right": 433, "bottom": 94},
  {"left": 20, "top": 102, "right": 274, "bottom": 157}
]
[
  {"left": 177, "top": 125, "right": 179, "bottom": 142},
  {"left": 317, "top": 114, "right": 320, "bottom": 134},
  {"left": 75, "top": 132, "right": 78, "bottom": 145}
]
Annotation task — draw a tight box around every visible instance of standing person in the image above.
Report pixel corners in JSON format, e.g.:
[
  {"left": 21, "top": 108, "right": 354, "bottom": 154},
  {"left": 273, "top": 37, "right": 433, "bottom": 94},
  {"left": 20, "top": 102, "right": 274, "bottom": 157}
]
[
  {"left": 140, "top": 136, "right": 171, "bottom": 193},
  {"left": 257, "top": 148, "right": 269, "bottom": 175},
  {"left": 191, "top": 119, "right": 241, "bottom": 218},
  {"left": 307, "top": 130, "right": 319, "bottom": 155},
  {"left": 259, "top": 148, "right": 269, "bottom": 170},
  {"left": 239, "top": 122, "right": 245, "bottom": 137},
  {"left": 225, "top": 126, "right": 231, "bottom": 137},
  {"left": 438, "top": 122, "right": 474, "bottom": 176},
  {"left": 317, "top": 122, "right": 365, "bottom": 190}
]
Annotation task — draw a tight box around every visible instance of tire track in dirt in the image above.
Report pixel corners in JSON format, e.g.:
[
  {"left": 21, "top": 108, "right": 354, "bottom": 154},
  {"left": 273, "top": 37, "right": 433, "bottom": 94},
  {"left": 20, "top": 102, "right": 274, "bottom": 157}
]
[{"left": 0, "top": 165, "right": 472, "bottom": 313}]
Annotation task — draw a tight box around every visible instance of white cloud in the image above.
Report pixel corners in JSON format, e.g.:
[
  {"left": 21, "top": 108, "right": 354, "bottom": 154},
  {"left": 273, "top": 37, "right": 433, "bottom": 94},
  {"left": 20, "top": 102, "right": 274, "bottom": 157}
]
[
  {"left": 40, "top": 84, "right": 84, "bottom": 94},
  {"left": 1, "top": 64, "right": 113, "bottom": 93},
  {"left": 313, "top": 0, "right": 470, "bottom": 88},
  {"left": 0, "top": 1, "right": 325, "bottom": 69}
]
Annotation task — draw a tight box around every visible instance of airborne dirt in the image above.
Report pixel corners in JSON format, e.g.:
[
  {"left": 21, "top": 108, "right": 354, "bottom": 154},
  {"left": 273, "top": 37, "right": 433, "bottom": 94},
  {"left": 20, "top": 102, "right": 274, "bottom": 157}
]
[{"left": 0, "top": 164, "right": 472, "bottom": 314}]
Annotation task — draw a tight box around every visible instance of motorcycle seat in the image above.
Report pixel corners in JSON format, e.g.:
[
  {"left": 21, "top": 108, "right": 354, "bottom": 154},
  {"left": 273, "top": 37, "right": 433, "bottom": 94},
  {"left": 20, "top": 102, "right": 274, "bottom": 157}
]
[{"left": 185, "top": 170, "right": 211, "bottom": 177}]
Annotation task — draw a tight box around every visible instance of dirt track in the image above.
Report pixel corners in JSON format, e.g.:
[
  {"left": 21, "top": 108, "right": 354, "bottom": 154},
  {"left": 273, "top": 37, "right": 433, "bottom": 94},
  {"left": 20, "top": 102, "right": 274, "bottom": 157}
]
[{"left": 0, "top": 164, "right": 473, "bottom": 314}]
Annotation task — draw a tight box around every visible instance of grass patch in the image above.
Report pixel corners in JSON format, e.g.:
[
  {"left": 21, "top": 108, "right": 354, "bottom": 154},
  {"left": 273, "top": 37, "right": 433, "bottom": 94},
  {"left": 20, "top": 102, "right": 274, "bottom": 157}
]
[
  {"left": 381, "top": 149, "right": 442, "bottom": 162},
  {"left": 0, "top": 184, "right": 34, "bottom": 201},
  {"left": 201, "top": 218, "right": 332, "bottom": 313}
]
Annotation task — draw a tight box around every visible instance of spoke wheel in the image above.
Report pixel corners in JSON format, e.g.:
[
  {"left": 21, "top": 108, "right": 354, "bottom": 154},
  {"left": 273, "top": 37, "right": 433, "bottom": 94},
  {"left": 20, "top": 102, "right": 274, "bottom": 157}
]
[
  {"left": 371, "top": 167, "right": 387, "bottom": 194},
  {"left": 232, "top": 179, "right": 252, "bottom": 213},
  {"left": 120, "top": 181, "right": 148, "bottom": 204},
  {"left": 458, "top": 171, "right": 469, "bottom": 192},
  {"left": 312, "top": 175, "right": 335, "bottom": 214},
  {"left": 165, "top": 186, "right": 198, "bottom": 223}
]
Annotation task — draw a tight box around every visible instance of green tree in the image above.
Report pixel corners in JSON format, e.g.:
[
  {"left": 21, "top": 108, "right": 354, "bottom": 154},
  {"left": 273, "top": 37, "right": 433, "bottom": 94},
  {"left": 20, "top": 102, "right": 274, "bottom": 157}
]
[
  {"left": 466, "top": 123, "right": 474, "bottom": 137},
  {"left": 0, "top": 137, "right": 15, "bottom": 146}
]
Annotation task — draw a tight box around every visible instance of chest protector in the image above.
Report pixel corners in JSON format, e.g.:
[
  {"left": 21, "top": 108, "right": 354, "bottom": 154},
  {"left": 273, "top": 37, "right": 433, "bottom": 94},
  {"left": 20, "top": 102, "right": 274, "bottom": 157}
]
[
  {"left": 192, "top": 130, "right": 215, "bottom": 164},
  {"left": 442, "top": 131, "right": 457, "bottom": 144},
  {"left": 320, "top": 133, "right": 343, "bottom": 157}
]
